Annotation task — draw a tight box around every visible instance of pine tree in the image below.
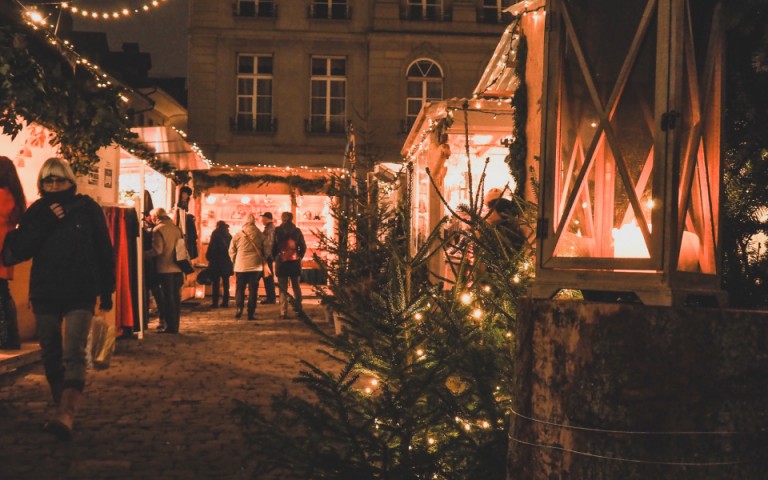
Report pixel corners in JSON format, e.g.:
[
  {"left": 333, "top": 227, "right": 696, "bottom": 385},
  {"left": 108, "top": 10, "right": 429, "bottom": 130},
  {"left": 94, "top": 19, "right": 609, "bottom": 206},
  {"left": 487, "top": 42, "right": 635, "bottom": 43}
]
[{"left": 235, "top": 163, "right": 535, "bottom": 478}]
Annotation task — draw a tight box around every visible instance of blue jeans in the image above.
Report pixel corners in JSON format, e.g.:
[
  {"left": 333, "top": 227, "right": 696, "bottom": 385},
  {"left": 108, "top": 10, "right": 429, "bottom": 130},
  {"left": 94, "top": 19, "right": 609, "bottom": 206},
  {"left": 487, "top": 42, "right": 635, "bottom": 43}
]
[
  {"left": 278, "top": 275, "right": 302, "bottom": 316},
  {"left": 35, "top": 309, "right": 93, "bottom": 391}
]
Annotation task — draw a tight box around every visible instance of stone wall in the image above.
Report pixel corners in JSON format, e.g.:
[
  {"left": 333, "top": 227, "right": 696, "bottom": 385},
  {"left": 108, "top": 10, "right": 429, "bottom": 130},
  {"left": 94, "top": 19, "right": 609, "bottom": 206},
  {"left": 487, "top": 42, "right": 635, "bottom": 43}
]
[{"left": 508, "top": 300, "right": 768, "bottom": 479}]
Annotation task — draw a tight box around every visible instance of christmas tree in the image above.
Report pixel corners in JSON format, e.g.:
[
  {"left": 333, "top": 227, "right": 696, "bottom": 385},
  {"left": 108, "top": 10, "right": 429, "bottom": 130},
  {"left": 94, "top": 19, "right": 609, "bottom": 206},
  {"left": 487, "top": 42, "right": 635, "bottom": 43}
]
[{"left": 235, "top": 162, "right": 535, "bottom": 478}]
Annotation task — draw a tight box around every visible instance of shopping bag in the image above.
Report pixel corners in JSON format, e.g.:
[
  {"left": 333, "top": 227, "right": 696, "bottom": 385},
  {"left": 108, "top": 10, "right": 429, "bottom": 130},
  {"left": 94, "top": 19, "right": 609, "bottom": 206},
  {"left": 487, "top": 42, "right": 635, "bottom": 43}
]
[
  {"left": 174, "top": 238, "right": 195, "bottom": 274},
  {"left": 87, "top": 315, "right": 116, "bottom": 370}
]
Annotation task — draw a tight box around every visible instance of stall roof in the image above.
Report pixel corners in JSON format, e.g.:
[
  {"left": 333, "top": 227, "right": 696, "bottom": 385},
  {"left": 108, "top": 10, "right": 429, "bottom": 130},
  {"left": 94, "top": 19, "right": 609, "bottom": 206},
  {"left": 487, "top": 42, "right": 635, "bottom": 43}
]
[
  {"left": 472, "top": 0, "right": 543, "bottom": 99},
  {"left": 130, "top": 126, "right": 210, "bottom": 171},
  {"left": 402, "top": 98, "right": 515, "bottom": 160}
]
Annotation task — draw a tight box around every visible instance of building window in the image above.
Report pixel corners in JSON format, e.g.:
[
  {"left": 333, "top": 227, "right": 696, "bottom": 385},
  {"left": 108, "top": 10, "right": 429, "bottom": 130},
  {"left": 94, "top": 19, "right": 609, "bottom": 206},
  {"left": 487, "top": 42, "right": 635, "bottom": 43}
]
[
  {"left": 477, "top": 0, "right": 511, "bottom": 24},
  {"left": 235, "top": 54, "right": 274, "bottom": 132},
  {"left": 401, "top": 0, "right": 450, "bottom": 21},
  {"left": 308, "top": 0, "right": 350, "bottom": 20},
  {"left": 406, "top": 59, "right": 443, "bottom": 130},
  {"left": 309, "top": 56, "right": 346, "bottom": 134},
  {"left": 234, "top": 0, "right": 276, "bottom": 17}
]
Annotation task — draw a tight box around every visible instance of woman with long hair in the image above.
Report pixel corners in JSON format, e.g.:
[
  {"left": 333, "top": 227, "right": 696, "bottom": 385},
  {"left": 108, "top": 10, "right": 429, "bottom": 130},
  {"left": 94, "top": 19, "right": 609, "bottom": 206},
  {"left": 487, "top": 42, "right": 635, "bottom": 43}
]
[
  {"left": 2, "top": 157, "right": 115, "bottom": 441},
  {"left": 0, "top": 156, "right": 26, "bottom": 349}
]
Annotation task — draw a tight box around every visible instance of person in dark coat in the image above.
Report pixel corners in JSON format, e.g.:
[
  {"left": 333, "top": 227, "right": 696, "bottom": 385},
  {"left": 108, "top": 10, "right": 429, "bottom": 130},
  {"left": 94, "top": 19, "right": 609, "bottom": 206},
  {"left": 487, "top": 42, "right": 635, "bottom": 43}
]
[
  {"left": 206, "top": 221, "right": 234, "bottom": 308},
  {"left": 486, "top": 197, "right": 526, "bottom": 252},
  {"left": 0, "top": 156, "right": 25, "bottom": 350},
  {"left": 2, "top": 157, "right": 115, "bottom": 442},
  {"left": 271, "top": 212, "right": 306, "bottom": 318}
]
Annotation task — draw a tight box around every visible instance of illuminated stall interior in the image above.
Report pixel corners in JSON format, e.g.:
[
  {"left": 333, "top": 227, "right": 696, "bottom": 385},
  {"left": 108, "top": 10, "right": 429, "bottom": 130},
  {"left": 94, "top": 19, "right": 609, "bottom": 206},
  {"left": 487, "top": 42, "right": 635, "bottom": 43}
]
[
  {"left": 196, "top": 166, "right": 337, "bottom": 288},
  {"left": 402, "top": 98, "right": 517, "bottom": 279}
]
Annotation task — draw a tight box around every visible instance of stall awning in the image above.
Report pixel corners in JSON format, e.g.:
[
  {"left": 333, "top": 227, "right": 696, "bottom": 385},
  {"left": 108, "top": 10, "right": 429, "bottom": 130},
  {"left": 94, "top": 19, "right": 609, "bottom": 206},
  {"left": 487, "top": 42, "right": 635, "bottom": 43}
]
[{"left": 131, "top": 126, "right": 210, "bottom": 171}]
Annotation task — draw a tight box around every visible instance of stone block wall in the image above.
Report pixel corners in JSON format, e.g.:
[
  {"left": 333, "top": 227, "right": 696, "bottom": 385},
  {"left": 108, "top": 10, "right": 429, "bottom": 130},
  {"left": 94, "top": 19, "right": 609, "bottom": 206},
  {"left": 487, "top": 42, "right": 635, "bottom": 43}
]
[{"left": 507, "top": 300, "right": 768, "bottom": 479}]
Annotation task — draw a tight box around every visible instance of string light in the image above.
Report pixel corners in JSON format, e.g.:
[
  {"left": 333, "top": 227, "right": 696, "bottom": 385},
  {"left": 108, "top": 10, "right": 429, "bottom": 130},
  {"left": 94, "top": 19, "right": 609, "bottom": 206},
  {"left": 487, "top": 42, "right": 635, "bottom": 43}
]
[{"left": 62, "top": 0, "right": 172, "bottom": 22}]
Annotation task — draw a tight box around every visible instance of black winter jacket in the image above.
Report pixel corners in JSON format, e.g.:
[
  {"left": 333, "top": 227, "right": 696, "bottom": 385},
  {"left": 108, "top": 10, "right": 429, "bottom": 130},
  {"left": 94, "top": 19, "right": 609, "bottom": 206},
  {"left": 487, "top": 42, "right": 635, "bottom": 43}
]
[
  {"left": 206, "top": 226, "right": 233, "bottom": 276},
  {"left": 4, "top": 190, "right": 115, "bottom": 312}
]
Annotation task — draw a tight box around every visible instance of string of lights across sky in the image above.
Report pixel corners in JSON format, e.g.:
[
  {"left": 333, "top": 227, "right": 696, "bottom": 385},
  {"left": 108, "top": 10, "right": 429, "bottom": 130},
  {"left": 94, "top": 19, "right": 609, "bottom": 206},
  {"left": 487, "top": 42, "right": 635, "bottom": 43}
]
[{"left": 59, "top": 0, "right": 172, "bottom": 20}]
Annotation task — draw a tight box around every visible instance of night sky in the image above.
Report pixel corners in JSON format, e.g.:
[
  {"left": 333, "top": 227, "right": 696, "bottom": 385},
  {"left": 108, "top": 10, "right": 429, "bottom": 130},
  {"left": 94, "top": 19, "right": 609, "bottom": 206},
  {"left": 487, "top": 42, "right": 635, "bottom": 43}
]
[{"left": 70, "top": 0, "right": 189, "bottom": 78}]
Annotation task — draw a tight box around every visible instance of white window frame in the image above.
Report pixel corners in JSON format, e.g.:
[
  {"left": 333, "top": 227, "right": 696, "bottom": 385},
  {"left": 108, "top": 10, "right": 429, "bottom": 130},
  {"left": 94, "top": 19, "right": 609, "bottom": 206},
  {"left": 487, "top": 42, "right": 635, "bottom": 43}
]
[
  {"left": 406, "top": 59, "right": 444, "bottom": 129},
  {"left": 407, "top": 0, "right": 443, "bottom": 19},
  {"left": 236, "top": 54, "right": 273, "bottom": 132},
  {"left": 310, "top": 56, "right": 347, "bottom": 134}
]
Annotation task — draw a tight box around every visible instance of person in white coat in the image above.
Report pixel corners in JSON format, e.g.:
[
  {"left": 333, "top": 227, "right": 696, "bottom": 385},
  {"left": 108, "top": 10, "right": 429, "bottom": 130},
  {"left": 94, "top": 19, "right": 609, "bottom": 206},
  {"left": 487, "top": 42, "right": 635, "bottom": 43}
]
[{"left": 229, "top": 214, "right": 270, "bottom": 320}]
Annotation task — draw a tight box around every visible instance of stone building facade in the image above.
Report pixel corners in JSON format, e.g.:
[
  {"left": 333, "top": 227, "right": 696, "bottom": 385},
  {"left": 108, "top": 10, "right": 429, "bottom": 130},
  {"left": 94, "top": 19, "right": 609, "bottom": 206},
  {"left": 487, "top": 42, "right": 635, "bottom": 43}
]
[{"left": 187, "top": 0, "right": 511, "bottom": 167}]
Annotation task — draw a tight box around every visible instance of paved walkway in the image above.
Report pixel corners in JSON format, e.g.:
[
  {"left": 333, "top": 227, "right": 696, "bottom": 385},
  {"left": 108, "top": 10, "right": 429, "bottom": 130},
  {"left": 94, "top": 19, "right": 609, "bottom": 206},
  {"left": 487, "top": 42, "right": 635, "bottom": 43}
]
[{"left": 0, "top": 300, "right": 338, "bottom": 480}]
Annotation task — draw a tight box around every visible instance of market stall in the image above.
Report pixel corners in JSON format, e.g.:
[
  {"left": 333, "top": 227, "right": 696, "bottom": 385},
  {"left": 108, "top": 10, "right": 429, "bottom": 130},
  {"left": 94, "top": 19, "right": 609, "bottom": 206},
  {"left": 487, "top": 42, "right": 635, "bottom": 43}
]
[
  {"left": 193, "top": 166, "right": 338, "bottom": 291},
  {"left": 401, "top": 98, "right": 518, "bottom": 280}
]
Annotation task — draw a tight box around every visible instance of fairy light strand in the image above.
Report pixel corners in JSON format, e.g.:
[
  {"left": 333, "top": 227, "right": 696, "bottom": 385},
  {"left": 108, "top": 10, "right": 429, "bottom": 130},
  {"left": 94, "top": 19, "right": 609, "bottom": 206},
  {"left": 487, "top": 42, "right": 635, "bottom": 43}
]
[{"left": 61, "top": 0, "right": 173, "bottom": 21}]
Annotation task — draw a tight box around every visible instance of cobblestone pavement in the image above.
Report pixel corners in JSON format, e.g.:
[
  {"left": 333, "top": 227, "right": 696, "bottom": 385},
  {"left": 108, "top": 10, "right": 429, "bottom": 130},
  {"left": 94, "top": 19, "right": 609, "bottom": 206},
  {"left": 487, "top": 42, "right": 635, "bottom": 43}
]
[{"left": 0, "top": 300, "right": 338, "bottom": 480}]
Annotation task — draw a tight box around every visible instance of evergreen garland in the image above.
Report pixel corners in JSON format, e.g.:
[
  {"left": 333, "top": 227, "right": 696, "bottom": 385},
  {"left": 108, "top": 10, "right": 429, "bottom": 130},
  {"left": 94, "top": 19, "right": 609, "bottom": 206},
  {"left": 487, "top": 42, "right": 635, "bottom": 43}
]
[
  {"left": 507, "top": 32, "right": 528, "bottom": 195},
  {"left": 191, "top": 171, "right": 329, "bottom": 195}
]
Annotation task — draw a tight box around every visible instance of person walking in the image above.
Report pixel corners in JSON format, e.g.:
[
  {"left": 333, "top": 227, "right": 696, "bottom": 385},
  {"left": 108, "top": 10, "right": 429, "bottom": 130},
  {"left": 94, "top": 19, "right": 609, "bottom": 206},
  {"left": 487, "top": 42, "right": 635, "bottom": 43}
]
[
  {"left": 229, "top": 214, "right": 268, "bottom": 320},
  {"left": 272, "top": 212, "right": 306, "bottom": 319},
  {"left": 259, "top": 212, "right": 277, "bottom": 304},
  {"left": 0, "top": 156, "right": 26, "bottom": 350},
  {"left": 1, "top": 157, "right": 115, "bottom": 441},
  {"left": 145, "top": 208, "right": 184, "bottom": 334},
  {"left": 206, "top": 220, "right": 234, "bottom": 308}
]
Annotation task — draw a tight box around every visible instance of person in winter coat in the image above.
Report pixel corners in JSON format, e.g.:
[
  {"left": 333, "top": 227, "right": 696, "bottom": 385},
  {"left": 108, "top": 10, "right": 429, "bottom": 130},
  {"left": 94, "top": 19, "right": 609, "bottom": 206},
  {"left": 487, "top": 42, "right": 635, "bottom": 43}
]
[
  {"left": 206, "top": 221, "right": 234, "bottom": 308},
  {"left": 272, "top": 212, "right": 306, "bottom": 319},
  {"left": 1, "top": 157, "right": 115, "bottom": 442},
  {"left": 145, "top": 208, "right": 184, "bottom": 334},
  {"left": 0, "top": 156, "right": 26, "bottom": 350},
  {"left": 229, "top": 214, "right": 269, "bottom": 320},
  {"left": 258, "top": 212, "right": 277, "bottom": 304}
]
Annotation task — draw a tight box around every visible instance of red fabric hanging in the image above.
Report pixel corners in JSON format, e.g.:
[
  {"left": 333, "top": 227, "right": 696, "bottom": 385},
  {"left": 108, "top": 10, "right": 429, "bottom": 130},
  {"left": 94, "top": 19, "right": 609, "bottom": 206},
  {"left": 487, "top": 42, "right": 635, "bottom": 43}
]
[{"left": 105, "top": 207, "right": 135, "bottom": 330}]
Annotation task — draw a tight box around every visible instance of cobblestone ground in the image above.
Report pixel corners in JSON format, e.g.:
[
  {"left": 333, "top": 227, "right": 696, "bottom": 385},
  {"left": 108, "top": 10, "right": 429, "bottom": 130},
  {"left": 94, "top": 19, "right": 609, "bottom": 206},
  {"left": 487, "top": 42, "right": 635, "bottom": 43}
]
[{"left": 0, "top": 300, "right": 338, "bottom": 480}]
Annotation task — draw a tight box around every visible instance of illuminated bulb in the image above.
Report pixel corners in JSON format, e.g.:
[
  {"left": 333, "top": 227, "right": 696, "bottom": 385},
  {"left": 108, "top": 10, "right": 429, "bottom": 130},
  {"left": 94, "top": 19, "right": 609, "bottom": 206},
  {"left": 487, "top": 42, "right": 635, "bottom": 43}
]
[
  {"left": 646, "top": 198, "right": 655, "bottom": 209},
  {"left": 471, "top": 308, "right": 483, "bottom": 319},
  {"left": 590, "top": 121, "right": 598, "bottom": 128},
  {"left": 122, "top": 8, "right": 130, "bottom": 14},
  {"left": 414, "top": 312, "right": 423, "bottom": 321},
  {"left": 481, "top": 421, "right": 490, "bottom": 429},
  {"left": 483, "top": 285, "right": 491, "bottom": 293},
  {"left": 581, "top": 201, "right": 588, "bottom": 209},
  {"left": 91, "top": 12, "right": 98, "bottom": 18},
  {"left": 28, "top": 11, "right": 44, "bottom": 24},
  {"left": 364, "top": 387, "right": 372, "bottom": 394},
  {"left": 240, "top": 195, "right": 251, "bottom": 204},
  {"left": 513, "top": 275, "right": 520, "bottom": 284},
  {"left": 460, "top": 292, "right": 472, "bottom": 305},
  {"left": 505, "top": 331, "right": 513, "bottom": 338},
  {"left": 370, "top": 378, "right": 378, "bottom": 386},
  {"left": 464, "top": 423, "right": 471, "bottom": 431},
  {"left": 204, "top": 195, "right": 216, "bottom": 204},
  {"left": 102, "top": 13, "right": 109, "bottom": 18},
  {"left": 428, "top": 437, "right": 436, "bottom": 445},
  {"left": 416, "top": 349, "right": 424, "bottom": 356}
]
